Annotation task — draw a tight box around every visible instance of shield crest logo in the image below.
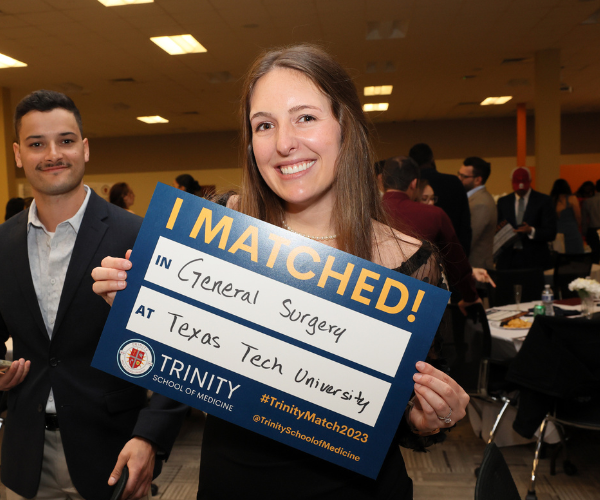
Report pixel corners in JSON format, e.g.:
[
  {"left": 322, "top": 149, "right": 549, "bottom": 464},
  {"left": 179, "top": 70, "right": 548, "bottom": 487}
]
[
  {"left": 128, "top": 348, "right": 145, "bottom": 369},
  {"left": 118, "top": 340, "right": 154, "bottom": 378}
]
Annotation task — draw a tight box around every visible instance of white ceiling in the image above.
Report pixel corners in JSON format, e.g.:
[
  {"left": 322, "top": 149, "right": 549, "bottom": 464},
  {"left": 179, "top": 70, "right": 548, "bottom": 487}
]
[{"left": 0, "top": 0, "right": 599, "bottom": 138}]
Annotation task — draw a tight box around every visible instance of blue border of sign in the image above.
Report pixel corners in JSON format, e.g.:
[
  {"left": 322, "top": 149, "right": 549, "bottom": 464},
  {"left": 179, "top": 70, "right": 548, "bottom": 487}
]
[{"left": 92, "top": 183, "right": 450, "bottom": 479}]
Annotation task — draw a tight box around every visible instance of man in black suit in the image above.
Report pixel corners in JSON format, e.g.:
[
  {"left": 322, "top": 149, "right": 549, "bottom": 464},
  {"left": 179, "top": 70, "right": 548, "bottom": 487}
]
[
  {"left": 0, "top": 90, "right": 187, "bottom": 500},
  {"left": 409, "top": 143, "right": 472, "bottom": 256},
  {"left": 496, "top": 167, "right": 557, "bottom": 270}
]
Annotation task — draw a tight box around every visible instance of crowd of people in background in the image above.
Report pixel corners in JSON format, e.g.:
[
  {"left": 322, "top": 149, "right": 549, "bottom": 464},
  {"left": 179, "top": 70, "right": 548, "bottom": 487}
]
[
  {"left": 5, "top": 147, "right": 599, "bottom": 293},
  {"left": 409, "top": 150, "right": 599, "bottom": 269},
  {"left": 7, "top": 157, "right": 600, "bottom": 280},
  {"left": 374, "top": 145, "right": 600, "bottom": 307}
]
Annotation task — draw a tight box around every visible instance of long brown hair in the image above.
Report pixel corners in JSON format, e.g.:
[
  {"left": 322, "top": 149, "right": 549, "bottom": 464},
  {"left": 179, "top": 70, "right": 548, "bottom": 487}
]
[{"left": 238, "top": 44, "right": 387, "bottom": 260}]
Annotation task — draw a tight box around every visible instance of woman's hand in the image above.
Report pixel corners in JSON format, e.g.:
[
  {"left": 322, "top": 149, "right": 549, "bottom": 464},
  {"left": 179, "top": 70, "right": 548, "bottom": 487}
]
[
  {"left": 408, "top": 361, "right": 469, "bottom": 433},
  {"left": 91, "top": 250, "right": 133, "bottom": 306}
]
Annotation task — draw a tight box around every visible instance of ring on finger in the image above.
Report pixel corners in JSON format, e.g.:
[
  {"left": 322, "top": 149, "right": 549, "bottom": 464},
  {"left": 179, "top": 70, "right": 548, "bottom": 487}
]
[{"left": 437, "top": 407, "right": 452, "bottom": 424}]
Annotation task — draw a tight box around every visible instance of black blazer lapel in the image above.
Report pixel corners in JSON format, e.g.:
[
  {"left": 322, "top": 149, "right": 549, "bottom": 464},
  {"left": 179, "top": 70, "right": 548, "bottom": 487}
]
[
  {"left": 53, "top": 191, "right": 108, "bottom": 337},
  {"left": 523, "top": 190, "right": 540, "bottom": 224},
  {"left": 8, "top": 211, "right": 49, "bottom": 341}
]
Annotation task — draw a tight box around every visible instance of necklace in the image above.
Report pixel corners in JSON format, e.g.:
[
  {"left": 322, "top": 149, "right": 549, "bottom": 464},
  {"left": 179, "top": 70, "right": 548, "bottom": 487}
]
[{"left": 281, "top": 220, "right": 337, "bottom": 241}]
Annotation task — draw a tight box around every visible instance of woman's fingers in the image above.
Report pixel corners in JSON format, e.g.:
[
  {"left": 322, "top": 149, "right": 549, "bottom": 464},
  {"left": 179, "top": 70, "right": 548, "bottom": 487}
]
[
  {"left": 414, "top": 373, "right": 459, "bottom": 404},
  {"left": 408, "top": 363, "right": 471, "bottom": 433},
  {"left": 101, "top": 255, "right": 132, "bottom": 271},
  {"left": 414, "top": 382, "right": 456, "bottom": 423},
  {"left": 414, "top": 373, "right": 469, "bottom": 416},
  {"left": 413, "top": 392, "right": 441, "bottom": 427},
  {"left": 413, "top": 362, "right": 470, "bottom": 425},
  {"left": 90, "top": 253, "right": 133, "bottom": 306},
  {"left": 409, "top": 392, "right": 450, "bottom": 431},
  {"left": 91, "top": 267, "right": 128, "bottom": 283},
  {"left": 415, "top": 361, "right": 464, "bottom": 396},
  {"left": 91, "top": 267, "right": 127, "bottom": 299},
  {"left": 92, "top": 281, "right": 124, "bottom": 305},
  {"left": 90, "top": 256, "right": 131, "bottom": 284}
]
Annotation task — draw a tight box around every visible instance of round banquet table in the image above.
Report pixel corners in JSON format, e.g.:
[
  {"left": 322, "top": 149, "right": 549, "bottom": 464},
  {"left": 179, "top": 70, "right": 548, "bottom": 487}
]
[
  {"left": 488, "top": 300, "right": 584, "bottom": 361},
  {"left": 469, "top": 299, "right": 591, "bottom": 446}
]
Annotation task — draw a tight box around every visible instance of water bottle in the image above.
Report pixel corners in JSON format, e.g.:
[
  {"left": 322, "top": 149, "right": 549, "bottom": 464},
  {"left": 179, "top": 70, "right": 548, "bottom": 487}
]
[{"left": 542, "top": 284, "right": 554, "bottom": 316}]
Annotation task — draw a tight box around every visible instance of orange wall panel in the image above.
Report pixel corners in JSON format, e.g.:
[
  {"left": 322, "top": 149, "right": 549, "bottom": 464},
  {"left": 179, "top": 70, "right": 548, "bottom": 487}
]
[{"left": 559, "top": 164, "right": 600, "bottom": 192}]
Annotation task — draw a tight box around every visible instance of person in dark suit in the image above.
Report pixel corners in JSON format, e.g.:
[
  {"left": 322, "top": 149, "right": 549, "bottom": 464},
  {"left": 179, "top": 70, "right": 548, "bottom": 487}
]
[
  {"left": 409, "top": 143, "right": 472, "bottom": 257},
  {"left": 0, "top": 90, "right": 187, "bottom": 500},
  {"left": 496, "top": 167, "right": 557, "bottom": 270}
]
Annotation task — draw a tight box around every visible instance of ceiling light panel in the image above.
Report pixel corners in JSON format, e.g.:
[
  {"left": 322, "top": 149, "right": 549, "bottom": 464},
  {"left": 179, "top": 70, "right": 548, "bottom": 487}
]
[
  {"left": 480, "top": 96, "right": 512, "bottom": 106},
  {"left": 137, "top": 116, "right": 168, "bottom": 123},
  {"left": 98, "top": 0, "right": 153, "bottom": 6},
  {"left": 0, "top": 53, "right": 27, "bottom": 68},
  {"left": 363, "top": 103, "right": 389, "bottom": 112},
  {"left": 150, "top": 35, "right": 206, "bottom": 55},
  {"left": 364, "top": 85, "right": 393, "bottom": 96}
]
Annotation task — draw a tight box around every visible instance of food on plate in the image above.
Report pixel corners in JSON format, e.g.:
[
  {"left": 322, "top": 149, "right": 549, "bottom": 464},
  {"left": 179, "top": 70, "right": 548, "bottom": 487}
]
[{"left": 503, "top": 317, "right": 532, "bottom": 329}]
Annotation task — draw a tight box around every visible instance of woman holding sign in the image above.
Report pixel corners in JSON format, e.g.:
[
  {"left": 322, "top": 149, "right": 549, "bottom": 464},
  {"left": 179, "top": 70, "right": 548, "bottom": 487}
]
[{"left": 93, "top": 45, "right": 469, "bottom": 499}]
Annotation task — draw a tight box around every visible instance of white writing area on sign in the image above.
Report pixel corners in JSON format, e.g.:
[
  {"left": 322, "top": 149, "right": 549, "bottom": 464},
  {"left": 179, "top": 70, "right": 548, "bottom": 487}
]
[
  {"left": 144, "top": 237, "right": 410, "bottom": 377},
  {"left": 127, "top": 287, "right": 391, "bottom": 426}
]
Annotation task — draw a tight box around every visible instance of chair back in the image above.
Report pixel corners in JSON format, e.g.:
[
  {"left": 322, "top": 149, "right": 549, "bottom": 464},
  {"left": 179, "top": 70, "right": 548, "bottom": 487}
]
[
  {"left": 474, "top": 442, "right": 520, "bottom": 500},
  {"left": 487, "top": 268, "right": 545, "bottom": 307},
  {"left": 553, "top": 253, "right": 594, "bottom": 299},
  {"left": 507, "top": 314, "right": 600, "bottom": 399},
  {"left": 442, "top": 303, "right": 491, "bottom": 393}
]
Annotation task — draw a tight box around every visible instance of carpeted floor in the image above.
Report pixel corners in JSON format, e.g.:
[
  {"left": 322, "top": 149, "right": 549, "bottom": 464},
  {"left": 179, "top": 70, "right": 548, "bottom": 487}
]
[
  {"left": 152, "top": 409, "right": 600, "bottom": 500},
  {"left": 2, "top": 409, "right": 599, "bottom": 499}
]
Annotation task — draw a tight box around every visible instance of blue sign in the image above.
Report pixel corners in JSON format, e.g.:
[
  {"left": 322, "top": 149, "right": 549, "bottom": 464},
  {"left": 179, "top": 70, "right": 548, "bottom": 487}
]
[{"left": 92, "top": 183, "right": 450, "bottom": 478}]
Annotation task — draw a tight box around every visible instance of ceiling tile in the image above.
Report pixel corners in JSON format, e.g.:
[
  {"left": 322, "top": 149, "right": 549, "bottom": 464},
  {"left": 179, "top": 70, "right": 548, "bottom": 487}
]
[
  {"left": 159, "top": 0, "right": 215, "bottom": 14},
  {"left": 0, "top": 0, "right": 53, "bottom": 14},
  {"left": 14, "top": 10, "right": 72, "bottom": 25},
  {"left": 0, "top": 14, "right": 31, "bottom": 28},
  {"left": 43, "top": 0, "right": 93, "bottom": 8},
  {"left": 1, "top": 26, "right": 49, "bottom": 40}
]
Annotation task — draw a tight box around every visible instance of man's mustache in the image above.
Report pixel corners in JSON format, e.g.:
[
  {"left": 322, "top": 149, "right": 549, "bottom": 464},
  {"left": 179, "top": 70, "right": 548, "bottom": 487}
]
[{"left": 36, "top": 162, "right": 72, "bottom": 171}]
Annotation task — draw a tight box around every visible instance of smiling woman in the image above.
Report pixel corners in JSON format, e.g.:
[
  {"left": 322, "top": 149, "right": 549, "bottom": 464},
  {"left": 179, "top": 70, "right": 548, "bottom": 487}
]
[
  {"left": 92, "top": 44, "right": 470, "bottom": 500},
  {"left": 201, "top": 45, "right": 469, "bottom": 500}
]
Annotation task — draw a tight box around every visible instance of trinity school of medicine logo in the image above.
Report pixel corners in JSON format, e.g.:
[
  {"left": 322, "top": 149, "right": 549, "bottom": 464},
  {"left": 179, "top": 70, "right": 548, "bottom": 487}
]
[{"left": 117, "top": 340, "right": 154, "bottom": 378}]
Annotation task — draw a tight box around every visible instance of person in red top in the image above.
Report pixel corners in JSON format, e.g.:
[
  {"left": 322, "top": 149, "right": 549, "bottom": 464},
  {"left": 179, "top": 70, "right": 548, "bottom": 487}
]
[{"left": 381, "top": 156, "right": 480, "bottom": 309}]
